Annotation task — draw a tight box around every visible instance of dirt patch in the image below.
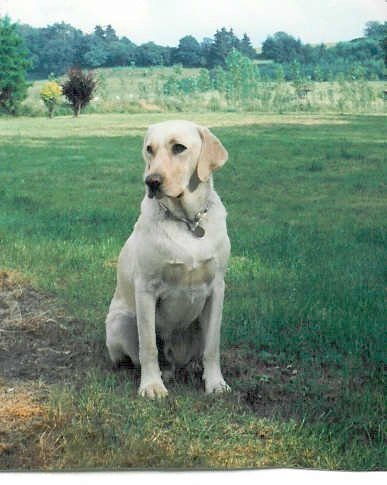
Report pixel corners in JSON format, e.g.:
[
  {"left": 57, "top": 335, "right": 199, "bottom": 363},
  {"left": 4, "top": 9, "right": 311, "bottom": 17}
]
[
  {"left": 0, "top": 270, "right": 96, "bottom": 385},
  {"left": 222, "top": 344, "right": 347, "bottom": 424},
  {"left": 221, "top": 345, "right": 299, "bottom": 419},
  {"left": 0, "top": 270, "right": 98, "bottom": 470},
  {"left": 0, "top": 380, "right": 50, "bottom": 469},
  {"left": 112, "top": 336, "right": 302, "bottom": 419}
]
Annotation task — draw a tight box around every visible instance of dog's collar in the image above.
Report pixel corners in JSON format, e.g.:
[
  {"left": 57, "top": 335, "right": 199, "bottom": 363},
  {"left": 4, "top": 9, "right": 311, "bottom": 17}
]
[{"left": 158, "top": 201, "right": 208, "bottom": 238}]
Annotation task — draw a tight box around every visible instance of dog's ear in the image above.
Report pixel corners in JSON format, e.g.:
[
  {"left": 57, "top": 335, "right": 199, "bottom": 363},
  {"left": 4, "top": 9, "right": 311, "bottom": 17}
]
[{"left": 196, "top": 126, "right": 228, "bottom": 182}]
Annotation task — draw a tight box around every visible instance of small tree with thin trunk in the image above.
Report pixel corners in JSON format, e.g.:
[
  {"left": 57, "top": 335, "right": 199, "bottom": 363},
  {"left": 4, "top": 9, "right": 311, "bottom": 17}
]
[
  {"left": 40, "top": 81, "right": 62, "bottom": 118},
  {"left": 62, "top": 67, "right": 96, "bottom": 116}
]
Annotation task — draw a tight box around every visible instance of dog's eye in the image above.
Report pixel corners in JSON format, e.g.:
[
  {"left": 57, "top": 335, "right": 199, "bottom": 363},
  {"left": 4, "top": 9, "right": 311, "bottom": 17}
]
[
  {"left": 172, "top": 143, "right": 187, "bottom": 155},
  {"left": 146, "top": 145, "right": 153, "bottom": 155}
]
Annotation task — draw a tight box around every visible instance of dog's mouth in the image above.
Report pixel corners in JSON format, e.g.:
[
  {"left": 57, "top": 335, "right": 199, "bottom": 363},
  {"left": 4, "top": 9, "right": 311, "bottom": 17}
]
[
  {"left": 147, "top": 185, "right": 184, "bottom": 200},
  {"left": 147, "top": 186, "right": 163, "bottom": 199}
]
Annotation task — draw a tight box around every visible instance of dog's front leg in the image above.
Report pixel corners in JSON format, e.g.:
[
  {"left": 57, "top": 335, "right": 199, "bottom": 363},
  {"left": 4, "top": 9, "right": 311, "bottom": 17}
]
[
  {"left": 200, "top": 279, "right": 231, "bottom": 394},
  {"left": 135, "top": 282, "right": 168, "bottom": 399}
]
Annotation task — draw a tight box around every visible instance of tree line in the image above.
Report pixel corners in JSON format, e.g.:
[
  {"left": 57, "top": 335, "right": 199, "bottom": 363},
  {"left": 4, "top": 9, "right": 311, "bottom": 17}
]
[
  {"left": 260, "top": 22, "right": 385, "bottom": 81},
  {"left": 17, "top": 23, "right": 256, "bottom": 76},
  {"left": 16, "top": 20, "right": 386, "bottom": 80}
]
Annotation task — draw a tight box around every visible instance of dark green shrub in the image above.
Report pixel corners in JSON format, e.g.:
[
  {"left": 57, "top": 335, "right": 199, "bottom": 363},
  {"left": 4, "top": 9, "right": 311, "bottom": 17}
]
[{"left": 62, "top": 67, "right": 97, "bottom": 116}]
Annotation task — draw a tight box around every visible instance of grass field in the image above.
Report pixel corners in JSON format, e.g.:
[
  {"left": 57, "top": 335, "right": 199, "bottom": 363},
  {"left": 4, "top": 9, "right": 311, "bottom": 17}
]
[{"left": 0, "top": 112, "right": 385, "bottom": 470}]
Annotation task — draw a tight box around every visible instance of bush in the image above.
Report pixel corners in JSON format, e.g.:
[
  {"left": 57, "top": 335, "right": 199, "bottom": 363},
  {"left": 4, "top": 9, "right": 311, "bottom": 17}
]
[
  {"left": 40, "top": 81, "right": 62, "bottom": 118},
  {"left": 62, "top": 68, "right": 97, "bottom": 116}
]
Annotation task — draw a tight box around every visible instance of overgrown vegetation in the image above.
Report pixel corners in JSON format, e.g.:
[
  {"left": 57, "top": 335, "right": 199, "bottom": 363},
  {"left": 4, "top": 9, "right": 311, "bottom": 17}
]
[
  {"left": 160, "top": 51, "right": 384, "bottom": 112},
  {"left": 0, "top": 113, "right": 385, "bottom": 470},
  {"left": 21, "top": 60, "right": 385, "bottom": 117}
]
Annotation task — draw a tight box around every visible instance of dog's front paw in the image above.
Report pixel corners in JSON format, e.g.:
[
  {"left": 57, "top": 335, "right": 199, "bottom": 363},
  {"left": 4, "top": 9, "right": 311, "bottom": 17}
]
[
  {"left": 203, "top": 365, "right": 231, "bottom": 395},
  {"left": 205, "top": 378, "right": 231, "bottom": 395},
  {"left": 138, "top": 380, "right": 168, "bottom": 399}
]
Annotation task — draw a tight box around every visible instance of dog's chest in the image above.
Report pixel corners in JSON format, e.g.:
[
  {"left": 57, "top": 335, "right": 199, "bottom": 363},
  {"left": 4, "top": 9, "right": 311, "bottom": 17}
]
[
  {"left": 161, "top": 258, "right": 216, "bottom": 287},
  {"left": 156, "top": 258, "right": 215, "bottom": 330}
]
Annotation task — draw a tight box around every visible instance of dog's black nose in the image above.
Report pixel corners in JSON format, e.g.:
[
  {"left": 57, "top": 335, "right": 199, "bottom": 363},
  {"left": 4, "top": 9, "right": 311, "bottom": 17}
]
[{"left": 145, "top": 173, "right": 163, "bottom": 197}]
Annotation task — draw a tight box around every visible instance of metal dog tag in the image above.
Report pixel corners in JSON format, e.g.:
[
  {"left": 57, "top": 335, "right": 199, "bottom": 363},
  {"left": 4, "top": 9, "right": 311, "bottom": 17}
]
[{"left": 193, "top": 226, "right": 205, "bottom": 238}]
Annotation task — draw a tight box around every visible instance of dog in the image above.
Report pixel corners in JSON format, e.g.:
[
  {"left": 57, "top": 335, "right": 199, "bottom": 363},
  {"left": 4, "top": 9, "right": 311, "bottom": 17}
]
[{"left": 105, "top": 120, "right": 231, "bottom": 398}]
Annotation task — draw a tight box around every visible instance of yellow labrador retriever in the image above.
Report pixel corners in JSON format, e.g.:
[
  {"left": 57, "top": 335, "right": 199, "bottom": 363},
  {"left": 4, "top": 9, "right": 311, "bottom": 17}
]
[{"left": 106, "top": 120, "right": 231, "bottom": 398}]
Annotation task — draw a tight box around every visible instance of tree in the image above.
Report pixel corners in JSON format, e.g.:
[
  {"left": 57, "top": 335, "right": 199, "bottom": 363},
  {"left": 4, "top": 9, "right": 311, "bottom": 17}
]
[
  {"left": 87, "top": 25, "right": 131, "bottom": 67},
  {"left": 16, "top": 23, "right": 42, "bottom": 73},
  {"left": 40, "top": 81, "right": 62, "bottom": 118},
  {"left": 82, "top": 33, "right": 109, "bottom": 67},
  {"left": 200, "top": 37, "right": 213, "bottom": 67},
  {"left": 37, "top": 22, "right": 83, "bottom": 76},
  {"left": 135, "top": 42, "right": 169, "bottom": 66},
  {"left": 107, "top": 37, "right": 136, "bottom": 66},
  {"left": 0, "top": 16, "right": 30, "bottom": 115},
  {"left": 364, "top": 21, "right": 386, "bottom": 66},
  {"left": 223, "top": 49, "right": 258, "bottom": 104},
  {"left": 239, "top": 33, "right": 257, "bottom": 59},
  {"left": 62, "top": 68, "right": 96, "bottom": 116},
  {"left": 93, "top": 25, "right": 104, "bottom": 40},
  {"left": 208, "top": 28, "right": 240, "bottom": 68},
  {"left": 364, "top": 21, "right": 386, "bottom": 40},
  {"left": 262, "top": 31, "right": 303, "bottom": 63},
  {"left": 384, "top": 35, "right": 387, "bottom": 67},
  {"left": 105, "top": 24, "right": 118, "bottom": 43},
  {"left": 174, "top": 35, "right": 202, "bottom": 67}
]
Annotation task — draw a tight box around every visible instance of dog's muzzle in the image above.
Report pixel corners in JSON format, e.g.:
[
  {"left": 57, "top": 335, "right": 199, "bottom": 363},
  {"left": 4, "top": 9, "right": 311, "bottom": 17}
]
[{"left": 145, "top": 173, "right": 163, "bottom": 198}]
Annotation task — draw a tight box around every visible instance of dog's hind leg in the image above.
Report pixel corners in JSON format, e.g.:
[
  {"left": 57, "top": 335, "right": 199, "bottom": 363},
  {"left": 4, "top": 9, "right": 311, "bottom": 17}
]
[{"left": 106, "top": 307, "right": 139, "bottom": 367}]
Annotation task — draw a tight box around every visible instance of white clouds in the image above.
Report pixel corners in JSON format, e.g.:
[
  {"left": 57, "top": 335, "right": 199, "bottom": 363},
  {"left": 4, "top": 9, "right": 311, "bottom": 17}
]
[{"left": 2, "top": 0, "right": 386, "bottom": 45}]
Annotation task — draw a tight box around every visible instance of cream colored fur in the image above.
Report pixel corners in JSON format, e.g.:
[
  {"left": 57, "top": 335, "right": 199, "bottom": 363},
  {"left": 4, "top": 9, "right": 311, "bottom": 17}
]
[{"left": 105, "top": 120, "right": 231, "bottom": 398}]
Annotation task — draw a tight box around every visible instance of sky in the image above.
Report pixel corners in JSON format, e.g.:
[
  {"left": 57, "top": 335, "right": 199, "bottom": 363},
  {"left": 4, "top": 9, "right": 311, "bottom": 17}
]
[{"left": 1, "top": 0, "right": 386, "bottom": 46}]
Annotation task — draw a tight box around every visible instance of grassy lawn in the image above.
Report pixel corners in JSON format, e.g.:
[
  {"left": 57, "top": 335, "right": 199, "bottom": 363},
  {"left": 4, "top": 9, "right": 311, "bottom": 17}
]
[{"left": 0, "top": 112, "right": 385, "bottom": 470}]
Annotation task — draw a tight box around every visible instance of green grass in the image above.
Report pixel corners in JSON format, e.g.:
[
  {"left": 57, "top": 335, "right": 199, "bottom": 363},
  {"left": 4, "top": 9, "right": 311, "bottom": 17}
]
[{"left": 0, "top": 113, "right": 385, "bottom": 470}]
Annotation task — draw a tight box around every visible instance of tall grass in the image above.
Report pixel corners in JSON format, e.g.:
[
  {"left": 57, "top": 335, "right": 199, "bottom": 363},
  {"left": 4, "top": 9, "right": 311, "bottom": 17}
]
[{"left": 21, "top": 63, "right": 385, "bottom": 117}]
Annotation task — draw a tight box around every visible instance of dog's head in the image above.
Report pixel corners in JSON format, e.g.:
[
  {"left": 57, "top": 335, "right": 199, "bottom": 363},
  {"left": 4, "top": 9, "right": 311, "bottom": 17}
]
[{"left": 142, "top": 120, "right": 228, "bottom": 199}]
